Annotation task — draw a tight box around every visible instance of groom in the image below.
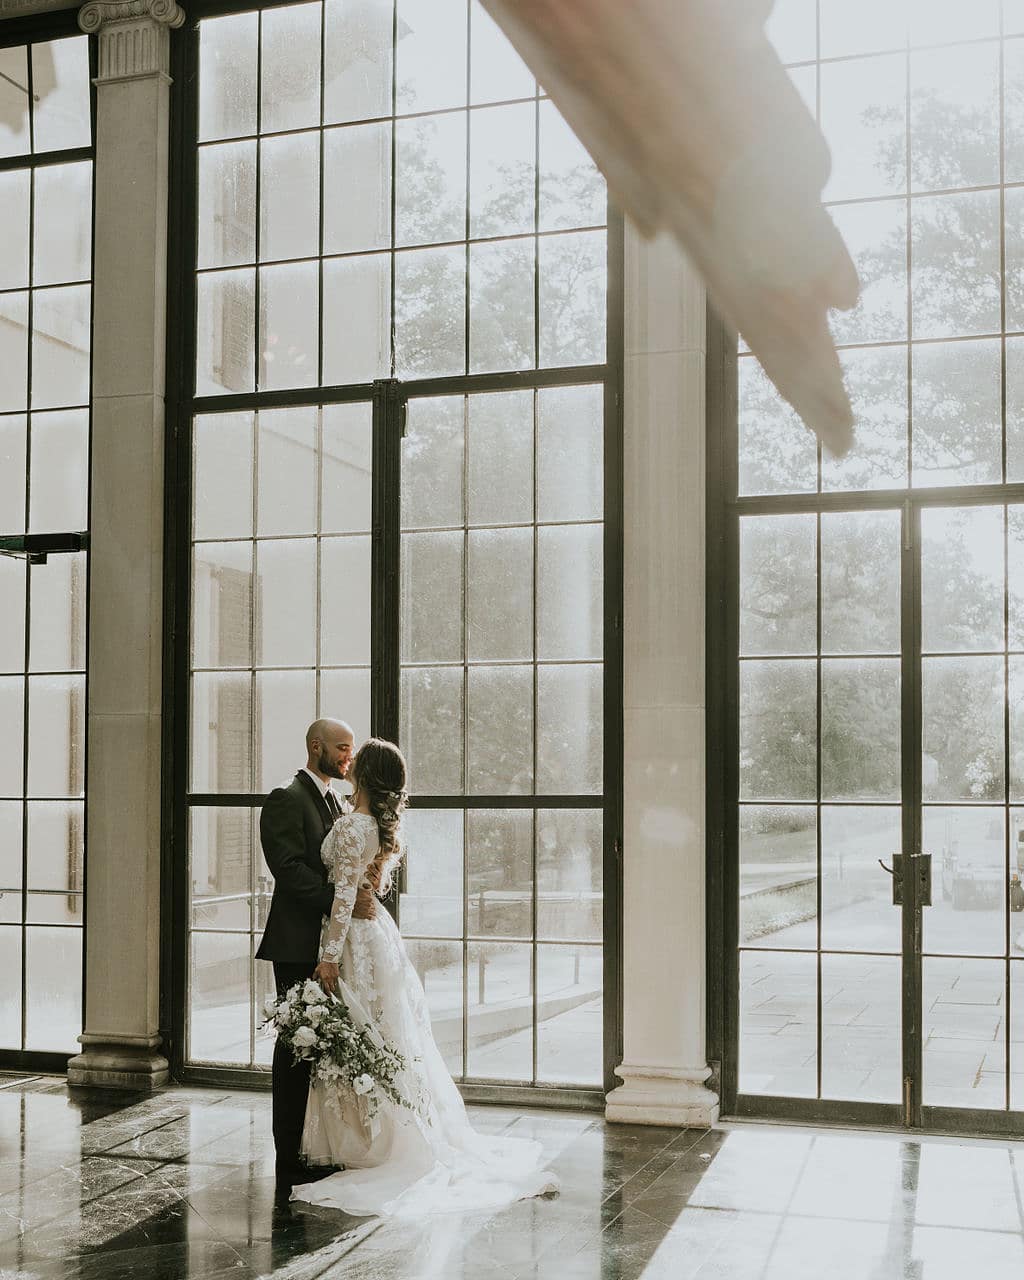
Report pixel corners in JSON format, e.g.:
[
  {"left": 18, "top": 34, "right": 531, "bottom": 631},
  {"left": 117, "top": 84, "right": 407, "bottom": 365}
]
[{"left": 257, "top": 718, "right": 377, "bottom": 1202}]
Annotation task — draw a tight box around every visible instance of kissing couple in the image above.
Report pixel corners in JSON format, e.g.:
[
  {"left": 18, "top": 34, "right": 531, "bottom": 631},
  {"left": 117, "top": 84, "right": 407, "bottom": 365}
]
[{"left": 257, "top": 718, "right": 559, "bottom": 1217}]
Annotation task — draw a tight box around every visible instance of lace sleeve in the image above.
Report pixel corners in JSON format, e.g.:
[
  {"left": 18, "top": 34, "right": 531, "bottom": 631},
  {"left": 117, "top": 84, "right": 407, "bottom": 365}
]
[{"left": 320, "top": 816, "right": 371, "bottom": 963}]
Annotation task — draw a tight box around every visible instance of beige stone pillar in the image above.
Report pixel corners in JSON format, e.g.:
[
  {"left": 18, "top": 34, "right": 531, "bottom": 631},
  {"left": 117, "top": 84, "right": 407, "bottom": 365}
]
[
  {"left": 67, "top": 0, "right": 183, "bottom": 1089},
  {"left": 605, "top": 224, "right": 719, "bottom": 1126}
]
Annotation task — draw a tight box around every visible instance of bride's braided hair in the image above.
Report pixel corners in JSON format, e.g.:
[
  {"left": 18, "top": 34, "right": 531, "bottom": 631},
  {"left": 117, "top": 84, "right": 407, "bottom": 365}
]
[{"left": 352, "top": 737, "right": 409, "bottom": 894}]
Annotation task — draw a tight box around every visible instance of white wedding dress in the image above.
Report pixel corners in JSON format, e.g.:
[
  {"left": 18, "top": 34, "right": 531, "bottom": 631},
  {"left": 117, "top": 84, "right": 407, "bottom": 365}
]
[{"left": 291, "top": 811, "right": 559, "bottom": 1217}]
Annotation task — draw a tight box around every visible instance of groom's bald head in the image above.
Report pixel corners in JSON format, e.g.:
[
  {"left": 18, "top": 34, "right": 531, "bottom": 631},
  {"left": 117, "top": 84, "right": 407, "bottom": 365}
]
[{"left": 306, "top": 718, "right": 355, "bottom": 781}]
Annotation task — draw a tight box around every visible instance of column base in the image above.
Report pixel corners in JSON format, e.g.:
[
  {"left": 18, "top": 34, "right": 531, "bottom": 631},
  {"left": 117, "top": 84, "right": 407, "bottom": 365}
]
[
  {"left": 605, "top": 1063, "right": 719, "bottom": 1127},
  {"left": 67, "top": 1041, "right": 170, "bottom": 1091}
]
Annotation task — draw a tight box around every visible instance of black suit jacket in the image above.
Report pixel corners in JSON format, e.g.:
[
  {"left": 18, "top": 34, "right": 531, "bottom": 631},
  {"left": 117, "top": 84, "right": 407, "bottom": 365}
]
[{"left": 256, "top": 771, "right": 338, "bottom": 964}]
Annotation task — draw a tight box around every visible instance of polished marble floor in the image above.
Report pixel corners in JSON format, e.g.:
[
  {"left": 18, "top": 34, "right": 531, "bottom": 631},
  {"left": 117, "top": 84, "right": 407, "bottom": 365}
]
[{"left": 3, "top": 1074, "right": 1024, "bottom": 1279}]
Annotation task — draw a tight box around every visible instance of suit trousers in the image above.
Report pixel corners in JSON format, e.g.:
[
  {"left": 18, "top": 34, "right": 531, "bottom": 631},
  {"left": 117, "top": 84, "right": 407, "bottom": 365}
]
[{"left": 272, "top": 960, "right": 317, "bottom": 1177}]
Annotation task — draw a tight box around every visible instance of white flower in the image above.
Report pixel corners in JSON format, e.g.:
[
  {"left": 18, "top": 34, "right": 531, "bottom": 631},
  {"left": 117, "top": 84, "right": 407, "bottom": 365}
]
[
  {"left": 277, "top": 1007, "right": 293, "bottom": 1027},
  {"left": 302, "top": 979, "right": 327, "bottom": 1005},
  {"left": 353, "top": 1073, "right": 375, "bottom": 1096},
  {"left": 307, "top": 1004, "right": 325, "bottom": 1027},
  {"left": 293, "top": 1025, "right": 318, "bottom": 1049},
  {"left": 263, "top": 995, "right": 279, "bottom": 1018}
]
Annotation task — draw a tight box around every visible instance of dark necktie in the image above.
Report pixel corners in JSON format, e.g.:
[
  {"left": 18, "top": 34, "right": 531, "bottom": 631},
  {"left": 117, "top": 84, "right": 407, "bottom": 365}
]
[{"left": 325, "top": 789, "right": 342, "bottom": 820}]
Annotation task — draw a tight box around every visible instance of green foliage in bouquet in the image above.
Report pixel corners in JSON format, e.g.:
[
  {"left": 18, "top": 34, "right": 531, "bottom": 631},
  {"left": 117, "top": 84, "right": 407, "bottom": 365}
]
[{"left": 263, "top": 979, "right": 426, "bottom": 1120}]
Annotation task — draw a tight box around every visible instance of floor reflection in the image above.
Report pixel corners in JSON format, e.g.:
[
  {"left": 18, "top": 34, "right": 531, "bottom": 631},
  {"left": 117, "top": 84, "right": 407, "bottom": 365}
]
[{"left": 2, "top": 1075, "right": 1024, "bottom": 1278}]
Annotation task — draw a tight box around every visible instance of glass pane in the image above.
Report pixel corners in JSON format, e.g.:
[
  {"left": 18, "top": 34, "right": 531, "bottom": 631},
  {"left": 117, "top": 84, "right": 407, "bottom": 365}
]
[
  {"left": 821, "top": 955, "right": 901, "bottom": 1102},
  {"left": 255, "top": 538, "right": 316, "bottom": 668},
  {"left": 828, "top": 201, "right": 908, "bottom": 346},
  {"left": 822, "top": 347, "right": 907, "bottom": 491},
  {"left": 537, "top": 384, "right": 603, "bottom": 522},
  {"left": 739, "top": 660, "right": 817, "bottom": 801},
  {"left": 256, "top": 406, "right": 317, "bottom": 536},
  {"left": 400, "top": 808, "right": 463, "bottom": 937},
  {"left": 319, "top": 668, "right": 370, "bottom": 747},
  {"left": 820, "top": 54, "right": 906, "bottom": 202},
  {"left": 539, "top": 101, "right": 604, "bottom": 232},
  {"left": 29, "top": 552, "right": 87, "bottom": 673},
  {"left": 0, "top": 801, "right": 21, "bottom": 889},
  {"left": 912, "top": 191, "right": 1001, "bottom": 339},
  {"left": 1010, "top": 508, "right": 1024, "bottom": 647},
  {"left": 31, "top": 284, "right": 90, "bottom": 410},
  {"left": 27, "top": 800, "right": 83, "bottom": 893},
  {"left": 198, "top": 141, "right": 256, "bottom": 270},
  {"left": 0, "top": 47, "right": 30, "bottom": 158},
  {"left": 821, "top": 805, "right": 902, "bottom": 953},
  {"left": 320, "top": 535, "right": 371, "bottom": 666},
  {"left": 469, "top": 238, "right": 535, "bottom": 373},
  {"left": 1003, "top": 187, "right": 1024, "bottom": 332},
  {"left": 470, "top": 2, "right": 534, "bottom": 104},
  {"left": 911, "top": 0, "right": 999, "bottom": 43},
  {"left": 537, "top": 663, "right": 602, "bottom": 794},
  {"left": 396, "top": 0, "right": 467, "bottom": 115},
  {"left": 1009, "top": 658, "right": 1024, "bottom": 797},
  {"left": 537, "top": 808, "right": 602, "bottom": 942},
  {"left": 402, "top": 396, "right": 465, "bottom": 530},
  {"left": 537, "top": 524, "right": 602, "bottom": 661},
  {"left": 0, "top": 678, "right": 25, "bottom": 796},
  {"left": 539, "top": 230, "right": 606, "bottom": 367},
  {"left": 28, "top": 410, "right": 89, "bottom": 534},
  {"left": 739, "top": 805, "right": 817, "bottom": 950},
  {"left": 401, "top": 531, "right": 464, "bottom": 663},
  {"left": 324, "top": 0, "right": 393, "bottom": 125},
  {"left": 25, "top": 924, "right": 81, "bottom": 1052},
  {"left": 322, "top": 253, "right": 391, "bottom": 385},
  {"left": 405, "top": 938, "right": 462, "bottom": 1076},
  {"left": 820, "top": 0, "right": 908, "bottom": 57},
  {"left": 0, "top": 927, "right": 20, "bottom": 1045},
  {"left": 470, "top": 102, "right": 535, "bottom": 238},
  {"left": 467, "top": 809, "right": 532, "bottom": 937},
  {"left": 323, "top": 122, "right": 392, "bottom": 255},
  {"left": 193, "top": 412, "right": 254, "bottom": 541},
  {"left": 738, "top": 357, "right": 817, "bottom": 497},
  {"left": 911, "top": 43, "right": 999, "bottom": 192},
  {"left": 739, "top": 950, "right": 817, "bottom": 1097},
  {"left": 260, "top": 2, "right": 321, "bottom": 134},
  {"left": 27, "top": 674, "right": 84, "bottom": 798},
  {"left": 468, "top": 390, "right": 533, "bottom": 525},
  {"left": 256, "top": 670, "right": 316, "bottom": 792},
  {"left": 26, "top": 893, "right": 83, "bottom": 926},
  {"left": 739, "top": 514, "right": 817, "bottom": 657},
  {"left": 258, "top": 261, "right": 318, "bottom": 390},
  {"left": 190, "top": 931, "right": 251, "bottom": 1063},
  {"left": 923, "top": 956, "right": 1006, "bottom": 1109},
  {"left": 921, "top": 506, "right": 1004, "bottom": 652},
  {"left": 396, "top": 112, "right": 467, "bottom": 248},
  {"left": 254, "top": 950, "right": 276, "bottom": 1065},
  {"left": 1007, "top": 338, "right": 1024, "bottom": 481},
  {"left": 191, "top": 808, "right": 252, "bottom": 931},
  {"left": 925, "top": 806, "right": 1006, "bottom": 955},
  {"left": 467, "top": 665, "right": 533, "bottom": 794},
  {"left": 765, "top": 0, "right": 816, "bottom": 62},
  {"left": 467, "top": 940, "right": 532, "bottom": 1079},
  {"left": 190, "top": 671, "right": 253, "bottom": 792},
  {"left": 260, "top": 132, "right": 319, "bottom": 263},
  {"left": 821, "top": 510, "right": 901, "bottom": 654},
  {"left": 33, "top": 162, "right": 92, "bottom": 287},
  {"left": 922, "top": 656, "right": 1004, "bottom": 801},
  {"left": 196, "top": 268, "right": 256, "bottom": 396},
  {"left": 912, "top": 340, "right": 1001, "bottom": 487},
  {"left": 467, "top": 527, "right": 533, "bottom": 662},
  {"left": 394, "top": 245, "right": 466, "bottom": 378},
  {"left": 0, "top": 558, "right": 25, "bottom": 672},
  {"left": 1011, "top": 960, "right": 1024, "bottom": 1110},
  {"left": 32, "top": 37, "right": 91, "bottom": 153},
  {"left": 400, "top": 666, "right": 464, "bottom": 794},
  {"left": 821, "top": 659, "right": 901, "bottom": 801},
  {"left": 1005, "top": 38, "right": 1024, "bottom": 185},
  {"left": 0, "top": 293, "right": 29, "bottom": 413},
  {"left": 537, "top": 944, "right": 602, "bottom": 1085},
  {"left": 322, "top": 403, "right": 372, "bottom": 533},
  {"left": 199, "top": 12, "right": 258, "bottom": 142},
  {"left": 0, "top": 417, "right": 26, "bottom": 536}
]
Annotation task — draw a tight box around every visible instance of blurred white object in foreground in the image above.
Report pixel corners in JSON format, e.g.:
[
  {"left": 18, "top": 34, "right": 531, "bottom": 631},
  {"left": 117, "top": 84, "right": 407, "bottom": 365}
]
[{"left": 480, "top": 0, "right": 859, "bottom": 455}]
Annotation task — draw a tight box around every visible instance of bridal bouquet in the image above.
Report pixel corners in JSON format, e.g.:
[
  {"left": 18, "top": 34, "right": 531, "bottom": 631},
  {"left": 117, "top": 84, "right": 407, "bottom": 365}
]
[{"left": 263, "top": 980, "right": 423, "bottom": 1121}]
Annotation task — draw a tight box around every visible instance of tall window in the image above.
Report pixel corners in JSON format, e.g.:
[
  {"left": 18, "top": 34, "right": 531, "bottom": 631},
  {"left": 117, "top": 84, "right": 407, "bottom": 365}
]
[
  {"left": 0, "top": 32, "right": 93, "bottom": 1061},
  {"left": 179, "top": 0, "right": 617, "bottom": 1093},
  {"left": 727, "top": 1, "right": 1024, "bottom": 1126}
]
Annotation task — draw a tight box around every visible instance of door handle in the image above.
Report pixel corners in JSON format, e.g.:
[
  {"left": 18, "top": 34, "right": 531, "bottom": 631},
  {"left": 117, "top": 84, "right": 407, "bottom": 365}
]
[
  {"left": 913, "top": 851, "right": 932, "bottom": 908},
  {"left": 879, "top": 854, "right": 903, "bottom": 905}
]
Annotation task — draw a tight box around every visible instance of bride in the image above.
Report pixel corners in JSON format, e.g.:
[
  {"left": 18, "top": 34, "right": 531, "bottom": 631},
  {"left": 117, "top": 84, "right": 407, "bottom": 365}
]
[{"left": 290, "top": 737, "right": 559, "bottom": 1217}]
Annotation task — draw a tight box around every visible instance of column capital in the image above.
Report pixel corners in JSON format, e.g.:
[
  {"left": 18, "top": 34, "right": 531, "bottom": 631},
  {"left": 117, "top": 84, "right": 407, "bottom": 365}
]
[{"left": 79, "top": 0, "right": 185, "bottom": 83}]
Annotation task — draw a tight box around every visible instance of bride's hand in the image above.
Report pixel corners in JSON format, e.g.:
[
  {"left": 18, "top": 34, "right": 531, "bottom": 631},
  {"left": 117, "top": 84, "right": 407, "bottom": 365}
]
[{"left": 314, "top": 960, "right": 340, "bottom": 996}]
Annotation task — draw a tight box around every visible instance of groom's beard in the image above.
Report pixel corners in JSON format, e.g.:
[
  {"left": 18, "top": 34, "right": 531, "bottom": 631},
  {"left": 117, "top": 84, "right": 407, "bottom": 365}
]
[{"left": 317, "top": 749, "right": 344, "bottom": 780}]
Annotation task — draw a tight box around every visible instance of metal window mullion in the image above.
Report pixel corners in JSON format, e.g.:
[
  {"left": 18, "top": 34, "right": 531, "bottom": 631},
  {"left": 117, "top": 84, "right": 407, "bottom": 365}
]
[
  {"left": 254, "top": 10, "right": 264, "bottom": 395},
  {"left": 316, "top": 0, "right": 326, "bottom": 393},
  {"left": 461, "top": 391, "right": 470, "bottom": 1080},
  {"left": 815, "top": 508, "right": 823, "bottom": 1101},
  {"left": 531, "top": 388, "right": 540, "bottom": 1082},
  {"left": 463, "top": 0, "right": 471, "bottom": 378},
  {"left": 388, "top": 0, "right": 398, "bottom": 377}
]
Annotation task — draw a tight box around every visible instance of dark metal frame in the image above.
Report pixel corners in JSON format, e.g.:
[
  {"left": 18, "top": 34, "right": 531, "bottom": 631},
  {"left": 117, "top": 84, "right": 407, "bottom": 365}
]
[
  {"left": 163, "top": 0, "right": 624, "bottom": 1103},
  {"left": 0, "top": 12, "right": 96, "bottom": 1076}
]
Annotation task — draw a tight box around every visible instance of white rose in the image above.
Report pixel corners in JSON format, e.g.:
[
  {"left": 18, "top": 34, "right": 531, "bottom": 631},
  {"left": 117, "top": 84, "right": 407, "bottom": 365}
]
[
  {"left": 263, "top": 996, "right": 279, "bottom": 1018},
  {"left": 302, "top": 979, "right": 327, "bottom": 1005},
  {"left": 307, "top": 1004, "right": 325, "bottom": 1027},
  {"left": 293, "top": 1025, "right": 318, "bottom": 1049},
  {"left": 353, "top": 1073, "right": 374, "bottom": 1096}
]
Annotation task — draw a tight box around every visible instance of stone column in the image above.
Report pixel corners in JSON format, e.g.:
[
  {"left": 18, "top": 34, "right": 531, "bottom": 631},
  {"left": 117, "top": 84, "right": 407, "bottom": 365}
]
[
  {"left": 605, "top": 224, "right": 719, "bottom": 1126},
  {"left": 66, "top": 0, "right": 183, "bottom": 1090}
]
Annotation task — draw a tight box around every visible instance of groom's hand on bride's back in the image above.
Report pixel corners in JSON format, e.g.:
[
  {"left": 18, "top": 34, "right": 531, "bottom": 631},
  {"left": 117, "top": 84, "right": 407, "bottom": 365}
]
[{"left": 351, "top": 886, "right": 376, "bottom": 920}]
